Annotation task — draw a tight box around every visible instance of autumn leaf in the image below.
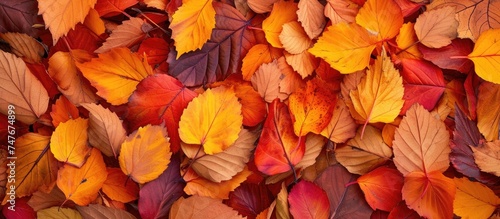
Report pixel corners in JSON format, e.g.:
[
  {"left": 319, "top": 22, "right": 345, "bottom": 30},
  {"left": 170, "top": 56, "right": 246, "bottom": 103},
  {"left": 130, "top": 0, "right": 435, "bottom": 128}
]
[
  {"left": 102, "top": 168, "right": 139, "bottom": 203},
  {"left": 278, "top": 57, "right": 305, "bottom": 95},
  {"left": 170, "top": 196, "right": 244, "bottom": 219},
  {"left": 37, "top": 0, "right": 97, "bottom": 43},
  {"left": 413, "top": 6, "right": 458, "bottom": 48},
  {"left": 335, "top": 125, "right": 393, "bottom": 175},
  {"left": 37, "top": 207, "right": 82, "bottom": 218},
  {"left": 355, "top": 0, "right": 403, "bottom": 41},
  {"left": 356, "top": 167, "right": 403, "bottom": 211},
  {"left": 396, "top": 22, "right": 422, "bottom": 60},
  {"left": 262, "top": 0, "right": 298, "bottom": 48},
  {"left": 0, "top": 0, "right": 39, "bottom": 37},
  {"left": 276, "top": 183, "right": 290, "bottom": 219},
  {"left": 297, "top": 0, "right": 325, "bottom": 39},
  {"left": 393, "top": 104, "right": 450, "bottom": 175},
  {"left": 119, "top": 124, "right": 171, "bottom": 184},
  {"left": 471, "top": 141, "right": 500, "bottom": 177},
  {"left": 94, "top": 0, "right": 138, "bottom": 17},
  {"left": 0, "top": 32, "right": 44, "bottom": 63},
  {"left": 50, "top": 95, "right": 79, "bottom": 127},
  {"left": 242, "top": 44, "right": 282, "bottom": 81},
  {"left": 468, "top": 29, "right": 500, "bottom": 84},
  {"left": 419, "top": 38, "right": 474, "bottom": 73},
  {"left": 324, "top": 0, "right": 359, "bottom": 25},
  {"left": 183, "top": 166, "right": 251, "bottom": 199},
  {"left": 170, "top": 0, "right": 215, "bottom": 58},
  {"left": 137, "top": 38, "right": 170, "bottom": 67},
  {"left": 27, "top": 186, "right": 66, "bottom": 211},
  {"left": 279, "top": 21, "right": 313, "bottom": 54},
  {"left": 477, "top": 82, "right": 500, "bottom": 141},
  {"left": 77, "top": 204, "right": 136, "bottom": 219},
  {"left": 81, "top": 103, "right": 126, "bottom": 158},
  {"left": 453, "top": 177, "right": 500, "bottom": 219},
  {"left": 349, "top": 50, "right": 404, "bottom": 135},
  {"left": 288, "top": 180, "right": 330, "bottom": 219},
  {"left": 57, "top": 148, "right": 107, "bottom": 206},
  {"left": 251, "top": 60, "right": 288, "bottom": 103},
  {"left": 309, "top": 22, "right": 377, "bottom": 73},
  {"left": 226, "top": 183, "right": 274, "bottom": 218},
  {"left": 0, "top": 51, "right": 49, "bottom": 124},
  {"left": 95, "top": 17, "right": 151, "bottom": 54},
  {"left": 254, "top": 99, "right": 305, "bottom": 175},
  {"left": 178, "top": 86, "right": 242, "bottom": 155},
  {"left": 50, "top": 118, "right": 91, "bottom": 167},
  {"left": 320, "top": 99, "right": 357, "bottom": 143},
  {"left": 284, "top": 50, "right": 319, "bottom": 78}
]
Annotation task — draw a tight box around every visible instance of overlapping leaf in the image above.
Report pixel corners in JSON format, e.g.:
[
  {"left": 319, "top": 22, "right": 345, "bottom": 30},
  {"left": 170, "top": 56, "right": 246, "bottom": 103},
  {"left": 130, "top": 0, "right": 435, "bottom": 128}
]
[
  {"left": 170, "top": 196, "right": 244, "bottom": 219},
  {"left": 476, "top": 82, "right": 500, "bottom": 141},
  {"left": 453, "top": 177, "right": 500, "bottom": 219},
  {"left": 357, "top": 167, "right": 403, "bottom": 211},
  {"left": 355, "top": 0, "right": 403, "bottom": 41},
  {"left": 414, "top": 6, "right": 458, "bottom": 48},
  {"left": 468, "top": 29, "right": 500, "bottom": 84},
  {"left": 94, "top": 17, "right": 151, "bottom": 54},
  {"left": 288, "top": 180, "right": 330, "bottom": 219},
  {"left": 262, "top": 0, "right": 298, "bottom": 48},
  {"left": 50, "top": 118, "right": 91, "bottom": 167}
]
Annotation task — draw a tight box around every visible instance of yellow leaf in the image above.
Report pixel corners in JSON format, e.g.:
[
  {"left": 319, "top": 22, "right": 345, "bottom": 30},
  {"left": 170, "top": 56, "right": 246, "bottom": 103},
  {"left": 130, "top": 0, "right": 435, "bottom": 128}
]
[
  {"left": 38, "top": 0, "right": 97, "bottom": 44},
  {"left": 119, "top": 124, "right": 172, "bottom": 184},
  {"left": 179, "top": 86, "right": 243, "bottom": 155},
  {"left": 454, "top": 177, "right": 500, "bottom": 219},
  {"left": 414, "top": 6, "right": 458, "bottom": 48},
  {"left": 349, "top": 50, "right": 404, "bottom": 133},
  {"left": 170, "top": 0, "right": 216, "bottom": 58},
  {"left": 95, "top": 17, "right": 150, "bottom": 54},
  {"left": 183, "top": 166, "right": 251, "bottom": 199},
  {"left": 297, "top": 0, "right": 326, "bottom": 39},
  {"left": 0, "top": 51, "right": 49, "bottom": 124},
  {"left": 471, "top": 141, "right": 500, "bottom": 177},
  {"left": 242, "top": 44, "right": 282, "bottom": 81},
  {"left": 170, "top": 196, "right": 245, "bottom": 219},
  {"left": 84, "top": 8, "right": 105, "bottom": 36},
  {"left": 262, "top": 0, "right": 298, "bottom": 48},
  {"left": 37, "top": 207, "right": 83, "bottom": 219},
  {"left": 320, "top": 99, "right": 357, "bottom": 143},
  {"left": 468, "top": 29, "right": 500, "bottom": 84},
  {"left": 355, "top": 0, "right": 403, "bottom": 40},
  {"left": 251, "top": 59, "right": 288, "bottom": 103},
  {"left": 50, "top": 118, "right": 91, "bottom": 167},
  {"left": 309, "top": 22, "right": 377, "bottom": 73},
  {"left": 76, "top": 47, "right": 154, "bottom": 105},
  {"left": 396, "top": 22, "right": 422, "bottom": 59},
  {"left": 393, "top": 104, "right": 450, "bottom": 176},
  {"left": 279, "top": 21, "right": 313, "bottom": 54},
  {"left": 335, "top": 125, "right": 392, "bottom": 175},
  {"left": 57, "top": 148, "right": 108, "bottom": 206},
  {"left": 0, "top": 32, "right": 45, "bottom": 63}
]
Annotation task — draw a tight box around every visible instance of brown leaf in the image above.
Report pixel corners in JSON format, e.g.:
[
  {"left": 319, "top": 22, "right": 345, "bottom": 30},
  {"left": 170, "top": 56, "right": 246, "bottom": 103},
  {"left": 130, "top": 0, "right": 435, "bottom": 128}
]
[
  {"left": 170, "top": 196, "right": 245, "bottom": 219},
  {"left": 77, "top": 204, "right": 137, "bottom": 219},
  {"left": 95, "top": 17, "right": 151, "bottom": 54},
  {"left": 472, "top": 141, "right": 500, "bottom": 177},
  {"left": 414, "top": 6, "right": 458, "bottom": 48},
  {"left": 297, "top": 0, "right": 326, "bottom": 39},
  {"left": 477, "top": 82, "right": 500, "bottom": 141},
  {"left": 251, "top": 60, "right": 288, "bottom": 103},
  {"left": 0, "top": 32, "right": 44, "bottom": 63}
]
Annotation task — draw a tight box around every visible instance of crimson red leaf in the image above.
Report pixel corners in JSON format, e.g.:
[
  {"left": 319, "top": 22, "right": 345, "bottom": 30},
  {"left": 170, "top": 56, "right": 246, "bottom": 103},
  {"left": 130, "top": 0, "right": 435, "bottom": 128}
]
[
  {"left": 167, "top": 2, "right": 256, "bottom": 87},
  {"left": 419, "top": 38, "right": 474, "bottom": 73},
  {"left": 400, "top": 58, "right": 446, "bottom": 114},
  {"left": 289, "top": 180, "right": 330, "bottom": 219},
  {"left": 0, "top": 0, "right": 40, "bottom": 37},
  {"left": 388, "top": 201, "right": 420, "bottom": 219},
  {"left": 2, "top": 197, "right": 36, "bottom": 219},
  {"left": 127, "top": 74, "right": 197, "bottom": 153},
  {"left": 226, "top": 182, "right": 274, "bottom": 218},
  {"left": 49, "top": 24, "right": 103, "bottom": 56},
  {"left": 138, "top": 38, "right": 170, "bottom": 67},
  {"left": 94, "top": 0, "right": 138, "bottom": 17},
  {"left": 138, "top": 156, "right": 185, "bottom": 219}
]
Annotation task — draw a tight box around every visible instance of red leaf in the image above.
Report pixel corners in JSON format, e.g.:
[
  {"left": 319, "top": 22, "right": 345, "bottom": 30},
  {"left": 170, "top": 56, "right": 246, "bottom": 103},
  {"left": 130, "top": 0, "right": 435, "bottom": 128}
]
[
  {"left": 357, "top": 167, "right": 403, "bottom": 211},
  {"left": 288, "top": 180, "right": 330, "bottom": 219},
  {"left": 94, "top": 0, "right": 138, "bottom": 17},
  {"left": 137, "top": 38, "right": 170, "bottom": 67},
  {"left": 138, "top": 156, "right": 185, "bottom": 219},
  {"left": 2, "top": 197, "right": 36, "bottom": 219},
  {"left": 226, "top": 182, "right": 274, "bottom": 218},
  {"left": 0, "top": 0, "right": 40, "bottom": 37},
  {"left": 50, "top": 24, "right": 103, "bottom": 55},
  {"left": 167, "top": 2, "right": 256, "bottom": 87},
  {"left": 419, "top": 38, "right": 474, "bottom": 73},
  {"left": 400, "top": 58, "right": 446, "bottom": 114},
  {"left": 387, "top": 201, "right": 420, "bottom": 219},
  {"left": 26, "top": 63, "right": 60, "bottom": 98},
  {"left": 128, "top": 74, "right": 197, "bottom": 153}
]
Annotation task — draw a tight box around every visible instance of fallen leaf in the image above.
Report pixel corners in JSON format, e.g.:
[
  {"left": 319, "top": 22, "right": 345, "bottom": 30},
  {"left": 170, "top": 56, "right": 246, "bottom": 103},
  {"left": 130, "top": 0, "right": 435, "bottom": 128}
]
[
  {"left": 0, "top": 0, "right": 39, "bottom": 37},
  {"left": 183, "top": 166, "right": 251, "bottom": 199},
  {"left": 37, "top": 207, "right": 82, "bottom": 219},
  {"left": 276, "top": 183, "right": 290, "bottom": 219},
  {"left": 393, "top": 104, "right": 450, "bottom": 175},
  {"left": 288, "top": 180, "right": 330, "bottom": 219},
  {"left": 170, "top": 196, "right": 244, "bottom": 219},
  {"left": 119, "top": 124, "right": 171, "bottom": 184},
  {"left": 262, "top": 0, "right": 298, "bottom": 48},
  {"left": 324, "top": 0, "right": 359, "bottom": 25},
  {"left": 414, "top": 6, "right": 458, "bottom": 48},
  {"left": 57, "top": 148, "right": 108, "bottom": 206},
  {"left": 102, "top": 168, "right": 139, "bottom": 203},
  {"left": 247, "top": 0, "right": 278, "bottom": 13},
  {"left": 396, "top": 22, "right": 422, "bottom": 60},
  {"left": 0, "top": 51, "right": 49, "bottom": 124},
  {"left": 387, "top": 201, "right": 421, "bottom": 219},
  {"left": 284, "top": 50, "right": 318, "bottom": 78},
  {"left": 419, "top": 38, "right": 474, "bottom": 73},
  {"left": 320, "top": 99, "right": 357, "bottom": 143},
  {"left": 472, "top": 141, "right": 500, "bottom": 176},
  {"left": 477, "top": 82, "right": 500, "bottom": 141},
  {"left": 226, "top": 182, "right": 274, "bottom": 218},
  {"left": 83, "top": 8, "right": 105, "bottom": 36},
  {"left": 468, "top": 29, "right": 500, "bottom": 84},
  {"left": 454, "top": 177, "right": 500, "bottom": 219},
  {"left": 295, "top": 133, "right": 328, "bottom": 170},
  {"left": 27, "top": 186, "right": 66, "bottom": 211},
  {"left": 137, "top": 38, "right": 170, "bottom": 66},
  {"left": 357, "top": 167, "right": 403, "bottom": 211},
  {"left": 279, "top": 21, "right": 313, "bottom": 54},
  {"left": 0, "top": 32, "right": 44, "bottom": 63},
  {"left": 242, "top": 44, "right": 282, "bottom": 81},
  {"left": 278, "top": 57, "right": 305, "bottom": 95},
  {"left": 50, "top": 118, "right": 91, "bottom": 167},
  {"left": 336, "top": 125, "right": 393, "bottom": 175},
  {"left": 94, "top": 0, "right": 138, "bottom": 17},
  {"left": 297, "top": 0, "right": 325, "bottom": 39},
  {"left": 355, "top": 0, "right": 403, "bottom": 40},
  {"left": 77, "top": 47, "right": 154, "bottom": 105},
  {"left": 170, "top": 0, "right": 215, "bottom": 58},
  {"left": 77, "top": 204, "right": 136, "bottom": 219},
  {"left": 251, "top": 60, "right": 288, "bottom": 103},
  {"left": 50, "top": 95, "right": 79, "bottom": 127},
  {"left": 95, "top": 17, "right": 150, "bottom": 54}
]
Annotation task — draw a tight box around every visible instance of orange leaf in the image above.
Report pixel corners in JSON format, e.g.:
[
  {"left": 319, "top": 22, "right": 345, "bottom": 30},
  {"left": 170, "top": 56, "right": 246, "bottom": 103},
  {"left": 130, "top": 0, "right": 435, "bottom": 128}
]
[
  {"left": 57, "top": 148, "right": 108, "bottom": 206},
  {"left": 247, "top": 0, "right": 278, "bottom": 13},
  {"left": 414, "top": 6, "right": 458, "bottom": 48},
  {"left": 241, "top": 44, "right": 282, "bottom": 80},
  {"left": 471, "top": 140, "right": 500, "bottom": 176},
  {"left": 183, "top": 166, "right": 251, "bottom": 199},
  {"left": 38, "top": 0, "right": 96, "bottom": 43},
  {"left": 95, "top": 17, "right": 151, "bottom": 54},
  {"left": 50, "top": 118, "right": 91, "bottom": 167},
  {"left": 0, "top": 32, "right": 44, "bottom": 63},
  {"left": 357, "top": 167, "right": 403, "bottom": 211},
  {"left": 102, "top": 168, "right": 139, "bottom": 203},
  {"left": 349, "top": 50, "right": 404, "bottom": 134},
  {"left": 251, "top": 60, "right": 288, "bottom": 103},
  {"left": 393, "top": 104, "right": 450, "bottom": 175},
  {"left": 262, "top": 0, "right": 298, "bottom": 48},
  {"left": 178, "top": 86, "right": 243, "bottom": 155},
  {"left": 254, "top": 99, "right": 305, "bottom": 175},
  {"left": 289, "top": 79, "right": 336, "bottom": 136},
  {"left": 0, "top": 51, "right": 49, "bottom": 124},
  {"left": 477, "top": 82, "right": 500, "bottom": 141},
  {"left": 468, "top": 29, "right": 500, "bottom": 84},
  {"left": 320, "top": 99, "right": 357, "bottom": 143},
  {"left": 94, "top": 0, "right": 138, "bottom": 17},
  {"left": 335, "top": 125, "right": 392, "bottom": 175},
  {"left": 324, "top": 0, "right": 359, "bottom": 25},
  {"left": 288, "top": 180, "right": 330, "bottom": 219},
  {"left": 77, "top": 47, "right": 154, "bottom": 105},
  {"left": 309, "top": 22, "right": 377, "bottom": 73},
  {"left": 170, "top": 196, "right": 245, "bottom": 219},
  {"left": 396, "top": 22, "right": 422, "bottom": 60},
  {"left": 170, "top": 0, "right": 216, "bottom": 58},
  {"left": 81, "top": 103, "right": 126, "bottom": 158},
  {"left": 50, "top": 95, "right": 79, "bottom": 127},
  {"left": 297, "top": 0, "right": 325, "bottom": 39},
  {"left": 284, "top": 50, "right": 319, "bottom": 78},
  {"left": 278, "top": 57, "right": 305, "bottom": 95},
  {"left": 402, "top": 171, "right": 455, "bottom": 219},
  {"left": 355, "top": 0, "right": 403, "bottom": 40},
  {"left": 279, "top": 21, "right": 313, "bottom": 54},
  {"left": 454, "top": 177, "right": 500, "bottom": 219},
  {"left": 119, "top": 124, "right": 171, "bottom": 184}
]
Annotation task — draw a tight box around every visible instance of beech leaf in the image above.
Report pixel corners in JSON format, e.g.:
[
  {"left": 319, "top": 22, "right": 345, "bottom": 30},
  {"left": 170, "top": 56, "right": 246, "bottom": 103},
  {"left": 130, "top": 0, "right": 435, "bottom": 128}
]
[
  {"left": 297, "top": 0, "right": 325, "bottom": 39},
  {"left": 471, "top": 141, "right": 500, "bottom": 177},
  {"left": 476, "top": 82, "right": 500, "bottom": 141},
  {"left": 77, "top": 204, "right": 137, "bottom": 219},
  {"left": 414, "top": 6, "right": 458, "bottom": 48},
  {"left": 453, "top": 177, "right": 500, "bottom": 219},
  {"left": 94, "top": 17, "right": 150, "bottom": 54},
  {"left": 50, "top": 118, "right": 91, "bottom": 167}
]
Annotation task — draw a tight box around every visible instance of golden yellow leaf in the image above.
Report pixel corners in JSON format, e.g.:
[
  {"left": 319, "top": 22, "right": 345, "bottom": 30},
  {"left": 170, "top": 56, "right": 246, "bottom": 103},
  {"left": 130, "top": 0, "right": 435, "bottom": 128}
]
[
  {"left": 468, "top": 29, "right": 500, "bottom": 84},
  {"left": 355, "top": 0, "right": 403, "bottom": 40},
  {"left": 0, "top": 51, "right": 49, "bottom": 124},
  {"left": 414, "top": 6, "right": 458, "bottom": 48},
  {"left": 297, "top": 0, "right": 326, "bottom": 39},
  {"left": 396, "top": 22, "right": 422, "bottom": 59},
  {"left": 76, "top": 47, "right": 154, "bottom": 105},
  {"left": 178, "top": 86, "right": 243, "bottom": 155},
  {"left": 119, "top": 124, "right": 171, "bottom": 184},
  {"left": 83, "top": 8, "right": 105, "bottom": 36},
  {"left": 37, "top": 207, "right": 83, "bottom": 219},
  {"left": 309, "top": 22, "right": 377, "bottom": 73},
  {"left": 324, "top": 0, "right": 359, "bottom": 25},
  {"left": 38, "top": 0, "right": 97, "bottom": 44},
  {"left": 95, "top": 17, "right": 150, "bottom": 54},
  {"left": 251, "top": 59, "right": 288, "bottom": 103},
  {"left": 349, "top": 50, "right": 404, "bottom": 133},
  {"left": 454, "top": 177, "right": 500, "bottom": 219},
  {"left": 241, "top": 44, "right": 283, "bottom": 81},
  {"left": 279, "top": 21, "right": 313, "bottom": 54},
  {"left": 393, "top": 104, "right": 450, "bottom": 176},
  {"left": 471, "top": 141, "right": 500, "bottom": 177},
  {"left": 183, "top": 166, "right": 251, "bottom": 199},
  {"left": 320, "top": 99, "right": 357, "bottom": 143},
  {"left": 477, "top": 82, "right": 500, "bottom": 141},
  {"left": 50, "top": 118, "right": 91, "bottom": 167},
  {"left": 170, "top": 0, "right": 216, "bottom": 58},
  {"left": 284, "top": 51, "right": 318, "bottom": 78},
  {"left": 335, "top": 125, "right": 392, "bottom": 175},
  {"left": 262, "top": 0, "right": 298, "bottom": 48},
  {"left": 170, "top": 196, "right": 245, "bottom": 219},
  {"left": 0, "top": 32, "right": 44, "bottom": 63}
]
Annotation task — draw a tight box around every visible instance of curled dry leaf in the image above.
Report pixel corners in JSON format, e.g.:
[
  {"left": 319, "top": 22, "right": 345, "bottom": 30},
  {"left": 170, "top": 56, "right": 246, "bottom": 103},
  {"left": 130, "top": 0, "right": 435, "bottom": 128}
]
[
  {"left": 414, "top": 6, "right": 458, "bottom": 48},
  {"left": 50, "top": 118, "right": 91, "bottom": 167}
]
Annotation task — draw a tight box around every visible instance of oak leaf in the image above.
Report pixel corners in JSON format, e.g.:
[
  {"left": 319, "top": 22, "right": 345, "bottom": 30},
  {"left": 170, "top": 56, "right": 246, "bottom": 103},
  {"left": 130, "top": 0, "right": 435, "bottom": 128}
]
[
  {"left": 357, "top": 167, "right": 403, "bottom": 211},
  {"left": 297, "top": 0, "right": 325, "bottom": 39},
  {"left": 477, "top": 82, "right": 500, "bottom": 141},
  {"left": 170, "top": 196, "right": 244, "bottom": 219},
  {"left": 414, "top": 6, "right": 458, "bottom": 48},
  {"left": 453, "top": 177, "right": 500, "bottom": 219},
  {"left": 468, "top": 29, "right": 500, "bottom": 84},
  {"left": 95, "top": 17, "right": 151, "bottom": 54},
  {"left": 50, "top": 118, "right": 91, "bottom": 167},
  {"left": 262, "top": 0, "right": 298, "bottom": 48},
  {"left": 170, "top": 0, "right": 215, "bottom": 58},
  {"left": 102, "top": 168, "right": 139, "bottom": 203},
  {"left": 178, "top": 86, "right": 242, "bottom": 155},
  {"left": 119, "top": 124, "right": 171, "bottom": 184},
  {"left": 288, "top": 180, "right": 330, "bottom": 219},
  {"left": 471, "top": 141, "right": 500, "bottom": 176},
  {"left": 355, "top": 0, "right": 403, "bottom": 40}
]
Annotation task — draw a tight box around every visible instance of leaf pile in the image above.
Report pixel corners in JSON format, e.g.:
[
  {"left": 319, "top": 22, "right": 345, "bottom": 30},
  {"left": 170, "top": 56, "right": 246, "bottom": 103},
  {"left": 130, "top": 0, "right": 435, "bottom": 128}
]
[{"left": 1, "top": 0, "right": 500, "bottom": 218}]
